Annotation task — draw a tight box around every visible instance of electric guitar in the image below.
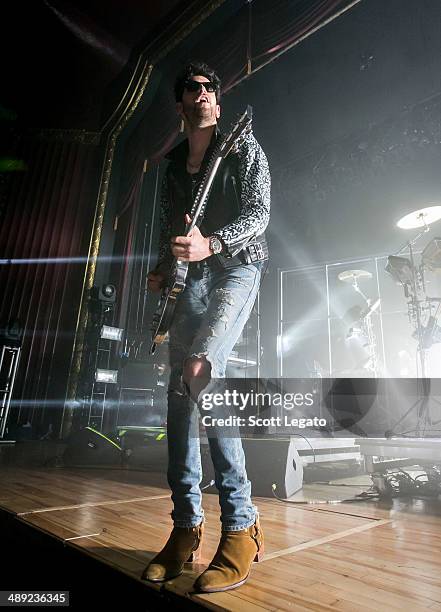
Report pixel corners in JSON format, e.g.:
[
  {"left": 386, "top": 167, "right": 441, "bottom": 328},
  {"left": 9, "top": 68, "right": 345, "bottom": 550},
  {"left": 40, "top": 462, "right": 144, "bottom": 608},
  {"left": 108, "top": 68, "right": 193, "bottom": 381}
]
[{"left": 150, "top": 105, "right": 253, "bottom": 354}]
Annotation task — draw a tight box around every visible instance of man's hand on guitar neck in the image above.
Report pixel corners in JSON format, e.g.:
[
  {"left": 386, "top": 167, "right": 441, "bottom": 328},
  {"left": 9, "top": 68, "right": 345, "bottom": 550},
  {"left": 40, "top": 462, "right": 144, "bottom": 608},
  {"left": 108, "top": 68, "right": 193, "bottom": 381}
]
[{"left": 171, "top": 214, "right": 212, "bottom": 262}]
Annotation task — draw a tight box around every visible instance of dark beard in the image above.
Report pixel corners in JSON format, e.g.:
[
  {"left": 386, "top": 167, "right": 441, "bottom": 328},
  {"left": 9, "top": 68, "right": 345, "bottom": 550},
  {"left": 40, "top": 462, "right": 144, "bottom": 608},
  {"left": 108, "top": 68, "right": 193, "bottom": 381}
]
[{"left": 184, "top": 103, "right": 214, "bottom": 129}]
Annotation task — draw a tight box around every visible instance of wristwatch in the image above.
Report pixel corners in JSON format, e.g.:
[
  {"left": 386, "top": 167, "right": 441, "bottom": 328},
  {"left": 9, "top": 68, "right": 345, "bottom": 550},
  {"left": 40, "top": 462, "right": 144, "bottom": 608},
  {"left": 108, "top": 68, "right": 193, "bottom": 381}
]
[{"left": 209, "top": 235, "right": 223, "bottom": 255}]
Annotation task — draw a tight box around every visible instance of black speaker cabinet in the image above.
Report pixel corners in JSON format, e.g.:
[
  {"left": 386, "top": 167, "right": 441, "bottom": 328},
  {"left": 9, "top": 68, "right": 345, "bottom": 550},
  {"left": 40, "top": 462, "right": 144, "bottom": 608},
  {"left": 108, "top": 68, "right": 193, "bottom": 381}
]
[
  {"left": 63, "top": 427, "right": 122, "bottom": 466},
  {"left": 202, "top": 437, "right": 303, "bottom": 498}
]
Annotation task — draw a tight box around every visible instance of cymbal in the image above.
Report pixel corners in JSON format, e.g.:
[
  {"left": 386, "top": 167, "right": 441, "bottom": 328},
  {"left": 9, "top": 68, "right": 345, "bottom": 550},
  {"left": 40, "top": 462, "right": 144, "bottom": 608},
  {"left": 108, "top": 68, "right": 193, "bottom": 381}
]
[
  {"left": 397, "top": 205, "right": 441, "bottom": 229},
  {"left": 338, "top": 269, "right": 372, "bottom": 283}
]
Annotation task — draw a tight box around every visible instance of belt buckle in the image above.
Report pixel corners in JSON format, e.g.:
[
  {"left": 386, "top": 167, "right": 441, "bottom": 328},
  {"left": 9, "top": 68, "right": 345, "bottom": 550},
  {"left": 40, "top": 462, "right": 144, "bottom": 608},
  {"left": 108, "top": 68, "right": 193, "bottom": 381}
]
[{"left": 248, "top": 242, "right": 265, "bottom": 262}]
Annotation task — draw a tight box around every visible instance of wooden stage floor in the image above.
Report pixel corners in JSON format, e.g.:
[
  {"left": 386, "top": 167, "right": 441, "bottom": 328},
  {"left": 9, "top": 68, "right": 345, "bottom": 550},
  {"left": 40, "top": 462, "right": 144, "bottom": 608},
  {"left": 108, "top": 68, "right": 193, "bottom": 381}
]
[{"left": 1, "top": 459, "right": 440, "bottom": 611}]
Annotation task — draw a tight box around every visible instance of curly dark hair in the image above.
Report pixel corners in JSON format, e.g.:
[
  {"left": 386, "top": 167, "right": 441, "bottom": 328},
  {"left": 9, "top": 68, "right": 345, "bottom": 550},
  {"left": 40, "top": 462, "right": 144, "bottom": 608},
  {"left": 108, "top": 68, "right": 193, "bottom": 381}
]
[{"left": 174, "top": 61, "right": 221, "bottom": 103}]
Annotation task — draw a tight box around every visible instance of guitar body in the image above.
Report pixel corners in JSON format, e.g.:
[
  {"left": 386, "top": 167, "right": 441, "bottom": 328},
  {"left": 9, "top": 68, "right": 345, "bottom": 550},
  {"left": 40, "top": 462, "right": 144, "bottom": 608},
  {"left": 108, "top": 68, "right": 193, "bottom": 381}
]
[
  {"left": 150, "top": 260, "right": 188, "bottom": 354},
  {"left": 149, "top": 106, "right": 253, "bottom": 355}
]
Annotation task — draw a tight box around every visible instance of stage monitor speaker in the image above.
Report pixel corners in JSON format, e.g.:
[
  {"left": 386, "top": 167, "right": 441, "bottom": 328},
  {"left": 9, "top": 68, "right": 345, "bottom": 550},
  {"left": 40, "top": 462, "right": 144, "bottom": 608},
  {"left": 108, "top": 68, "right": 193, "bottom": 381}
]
[
  {"left": 243, "top": 438, "right": 303, "bottom": 498},
  {"left": 202, "top": 437, "right": 303, "bottom": 498},
  {"left": 63, "top": 427, "right": 122, "bottom": 467},
  {"left": 118, "top": 427, "right": 168, "bottom": 470}
]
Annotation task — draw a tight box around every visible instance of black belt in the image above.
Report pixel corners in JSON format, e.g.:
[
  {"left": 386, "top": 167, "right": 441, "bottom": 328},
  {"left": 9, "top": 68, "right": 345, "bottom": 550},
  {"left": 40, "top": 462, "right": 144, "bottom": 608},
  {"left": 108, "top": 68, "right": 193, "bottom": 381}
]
[
  {"left": 189, "top": 238, "right": 269, "bottom": 274},
  {"left": 215, "top": 237, "right": 269, "bottom": 268},
  {"left": 236, "top": 238, "right": 269, "bottom": 264}
]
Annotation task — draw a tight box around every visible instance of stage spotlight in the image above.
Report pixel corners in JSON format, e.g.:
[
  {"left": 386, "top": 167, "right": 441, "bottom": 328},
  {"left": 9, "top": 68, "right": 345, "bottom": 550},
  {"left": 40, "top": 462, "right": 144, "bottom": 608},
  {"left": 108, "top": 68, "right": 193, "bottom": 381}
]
[
  {"left": 95, "top": 369, "right": 118, "bottom": 383},
  {"left": 90, "top": 284, "right": 116, "bottom": 304},
  {"left": 385, "top": 256, "right": 413, "bottom": 284},
  {"left": 103, "top": 284, "right": 115, "bottom": 299},
  {"left": 421, "top": 237, "right": 441, "bottom": 270}
]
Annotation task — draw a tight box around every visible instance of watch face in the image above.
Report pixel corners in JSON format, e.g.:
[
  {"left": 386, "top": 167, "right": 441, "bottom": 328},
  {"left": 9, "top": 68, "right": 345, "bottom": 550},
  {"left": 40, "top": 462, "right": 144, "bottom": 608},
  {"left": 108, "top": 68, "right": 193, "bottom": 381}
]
[{"left": 210, "top": 237, "right": 222, "bottom": 254}]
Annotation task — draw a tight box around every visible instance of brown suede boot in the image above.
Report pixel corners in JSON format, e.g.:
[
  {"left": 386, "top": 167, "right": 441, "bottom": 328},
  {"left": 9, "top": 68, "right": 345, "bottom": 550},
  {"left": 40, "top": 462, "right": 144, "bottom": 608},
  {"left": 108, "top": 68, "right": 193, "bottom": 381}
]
[
  {"left": 193, "top": 517, "right": 264, "bottom": 592},
  {"left": 141, "top": 522, "right": 204, "bottom": 582}
]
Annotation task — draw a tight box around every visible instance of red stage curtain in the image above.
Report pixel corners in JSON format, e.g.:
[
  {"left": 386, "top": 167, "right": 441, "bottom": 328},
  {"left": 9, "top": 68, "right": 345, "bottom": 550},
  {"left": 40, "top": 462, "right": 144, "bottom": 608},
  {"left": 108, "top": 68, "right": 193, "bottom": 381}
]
[{"left": 0, "top": 135, "right": 100, "bottom": 436}]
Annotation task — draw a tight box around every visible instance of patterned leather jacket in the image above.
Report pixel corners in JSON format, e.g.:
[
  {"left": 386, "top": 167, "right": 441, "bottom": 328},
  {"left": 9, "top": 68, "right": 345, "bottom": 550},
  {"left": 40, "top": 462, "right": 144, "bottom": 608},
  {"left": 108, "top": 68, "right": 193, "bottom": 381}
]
[{"left": 156, "top": 128, "right": 270, "bottom": 273}]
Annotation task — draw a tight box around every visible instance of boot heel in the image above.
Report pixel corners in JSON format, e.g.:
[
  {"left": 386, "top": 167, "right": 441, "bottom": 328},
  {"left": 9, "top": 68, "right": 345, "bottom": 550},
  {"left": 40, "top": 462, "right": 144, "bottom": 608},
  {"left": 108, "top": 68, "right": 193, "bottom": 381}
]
[{"left": 253, "top": 543, "right": 264, "bottom": 562}]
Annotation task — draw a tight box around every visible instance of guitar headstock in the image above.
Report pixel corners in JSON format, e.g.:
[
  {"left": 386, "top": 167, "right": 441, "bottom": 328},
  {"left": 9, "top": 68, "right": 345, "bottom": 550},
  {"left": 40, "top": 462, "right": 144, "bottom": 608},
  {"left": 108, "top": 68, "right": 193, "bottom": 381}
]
[{"left": 219, "top": 105, "right": 253, "bottom": 158}]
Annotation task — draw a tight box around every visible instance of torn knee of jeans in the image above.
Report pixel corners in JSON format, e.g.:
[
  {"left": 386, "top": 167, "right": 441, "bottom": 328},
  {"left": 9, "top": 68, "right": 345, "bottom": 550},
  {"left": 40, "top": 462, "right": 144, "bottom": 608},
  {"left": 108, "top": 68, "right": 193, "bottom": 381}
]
[
  {"left": 182, "top": 354, "right": 212, "bottom": 402},
  {"left": 183, "top": 354, "right": 212, "bottom": 380}
]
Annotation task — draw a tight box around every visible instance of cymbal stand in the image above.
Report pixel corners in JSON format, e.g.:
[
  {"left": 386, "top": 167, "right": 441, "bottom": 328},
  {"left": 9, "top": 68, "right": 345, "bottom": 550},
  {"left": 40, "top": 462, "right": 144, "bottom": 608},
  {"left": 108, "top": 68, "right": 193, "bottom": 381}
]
[{"left": 350, "top": 278, "right": 379, "bottom": 377}]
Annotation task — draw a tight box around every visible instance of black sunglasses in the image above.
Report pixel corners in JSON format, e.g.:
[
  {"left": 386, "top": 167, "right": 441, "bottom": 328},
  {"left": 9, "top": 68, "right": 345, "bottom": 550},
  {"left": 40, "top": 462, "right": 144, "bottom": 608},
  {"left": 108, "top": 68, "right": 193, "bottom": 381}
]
[{"left": 184, "top": 80, "right": 217, "bottom": 93}]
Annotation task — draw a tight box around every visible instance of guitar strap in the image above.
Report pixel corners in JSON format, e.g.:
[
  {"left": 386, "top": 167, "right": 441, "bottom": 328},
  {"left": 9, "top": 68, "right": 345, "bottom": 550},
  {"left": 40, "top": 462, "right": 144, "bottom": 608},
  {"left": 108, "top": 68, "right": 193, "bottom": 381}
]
[
  {"left": 188, "top": 126, "right": 250, "bottom": 237},
  {"left": 188, "top": 141, "right": 223, "bottom": 231}
]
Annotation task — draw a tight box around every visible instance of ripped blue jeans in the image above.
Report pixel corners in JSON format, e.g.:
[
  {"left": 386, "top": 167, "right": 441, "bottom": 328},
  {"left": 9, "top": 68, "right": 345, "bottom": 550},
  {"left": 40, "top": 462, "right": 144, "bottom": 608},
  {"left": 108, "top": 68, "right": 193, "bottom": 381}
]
[{"left": 166, "top": 259, "right": 262, "bottom": 531}]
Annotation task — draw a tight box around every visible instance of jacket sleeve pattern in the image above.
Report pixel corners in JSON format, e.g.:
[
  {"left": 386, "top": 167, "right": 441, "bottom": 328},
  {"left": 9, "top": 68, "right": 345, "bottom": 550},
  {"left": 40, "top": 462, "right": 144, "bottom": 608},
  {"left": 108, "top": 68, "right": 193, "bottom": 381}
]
[{"left": 214, "top": 130, "right": 271, "bottom": 252}]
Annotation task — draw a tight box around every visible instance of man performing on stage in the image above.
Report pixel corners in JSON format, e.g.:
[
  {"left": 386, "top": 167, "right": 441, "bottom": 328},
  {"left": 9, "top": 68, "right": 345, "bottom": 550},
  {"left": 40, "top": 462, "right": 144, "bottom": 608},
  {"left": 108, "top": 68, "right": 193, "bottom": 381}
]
[{"left": 142, "top": 61, "right": 270, "bottom": 593}]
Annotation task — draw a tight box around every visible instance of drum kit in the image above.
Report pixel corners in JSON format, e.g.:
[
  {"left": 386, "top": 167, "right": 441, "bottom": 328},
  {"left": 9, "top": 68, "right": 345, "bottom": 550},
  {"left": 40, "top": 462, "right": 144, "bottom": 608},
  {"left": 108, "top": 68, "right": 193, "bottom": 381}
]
[
  {"left": 386, "top": 205, "right": 441, "bottom": 375},
  {"left": 337, "top": 205, "right": 441, "bottom": 435},
  {"left": 337, "top": 205, "right": 441, "bottom": 380}
]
